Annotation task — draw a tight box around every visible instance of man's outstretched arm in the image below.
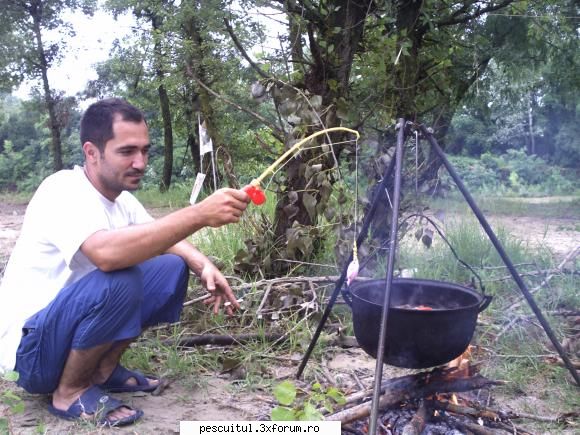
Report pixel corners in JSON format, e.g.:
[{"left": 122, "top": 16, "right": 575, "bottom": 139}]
[{"left": 80, "top": 188, "right": 249, "bottom": 272}]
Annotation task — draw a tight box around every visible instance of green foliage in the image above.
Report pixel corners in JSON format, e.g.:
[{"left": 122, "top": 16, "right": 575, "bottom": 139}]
[
  {"left": 1, "top": 370, "right": 25, "bottom": 432},
  {"left": 271, "top": 380, "right": 345, "bottom": 421},
  {"left": 441, "top": 152, "right": 578, "bottom": 196},
  {"left": 0, "top": 95, "right": 83, "bottom": 191}
]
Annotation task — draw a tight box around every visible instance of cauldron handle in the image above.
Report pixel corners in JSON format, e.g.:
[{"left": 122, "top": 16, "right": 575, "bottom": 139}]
[
  {"left": 402, "top": 213, "right": 487, "bottom": 298},
  {"left": 341, "top": 286, "right": 353, "bottom": 307},
  {"left": 479, "top": 294, "right": 493, "bottom": 313}
]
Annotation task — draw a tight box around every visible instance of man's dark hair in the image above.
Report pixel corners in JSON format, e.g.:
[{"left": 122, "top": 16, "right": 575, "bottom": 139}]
[{"left": 80, "top": 98, "right": 145, "bottom": 152}]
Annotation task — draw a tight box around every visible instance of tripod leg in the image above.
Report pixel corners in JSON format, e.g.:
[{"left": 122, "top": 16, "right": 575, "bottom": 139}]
[{"left": 420, "top": 124, "right": 579, "bottom": 386}]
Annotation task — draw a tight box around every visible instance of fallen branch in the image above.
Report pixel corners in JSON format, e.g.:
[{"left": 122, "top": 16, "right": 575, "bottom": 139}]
[
  {"left": 507, "top": 245, "right": 579, "bottom": 312},
  {"left": 326, "top": 367, "right": 502, "bottom": 423},
  {"left": 486, "top": 267, "right": 566, "bottom": 283},
  {"left": 162, "top": 333, "right": 285, "bottom": 348},
  {"left": 430, "top": 400, "right": 501, "bottom": 421},
  {"left": 543, "top": 355, "right": 580, "bottom": 370},
  {"left": 442, "top": 414, "right": 503, "bottom": 435},
  {"left": 509, "top": 410, "right": 580, "bottom": 425},
  {"left": 401, "top": 399, "right": 429, "bottom": 435}
]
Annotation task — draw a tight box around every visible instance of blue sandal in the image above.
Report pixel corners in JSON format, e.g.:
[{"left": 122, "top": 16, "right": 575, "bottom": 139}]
[
  {"left": 100, "top": 365, "right": 159, "bottom": 393},
  {"left": 48, "top": 385, "right": 143, "bottom": 427}
]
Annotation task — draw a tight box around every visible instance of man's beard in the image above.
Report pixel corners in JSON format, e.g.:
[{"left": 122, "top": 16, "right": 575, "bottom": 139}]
[{"left": 99, "top": 171, "right": 143, "bottom": 194}]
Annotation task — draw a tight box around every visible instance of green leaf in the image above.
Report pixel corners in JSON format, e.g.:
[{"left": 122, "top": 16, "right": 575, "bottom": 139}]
[
  {"left": 271, "top": 406, "right": 296, "bottom": 421},
  {"left": 299, "top": 402, "right": 324, "bottom": 421},
  {"left": 305, "top": 164, "right": 322, "bottom": 181},
  {"left": 11, "top": 401, "right": 25, "bottom": 414},
  {"left": 323, "top": 399, "right": 333, "bottom": 413},
  {"left": 0, "top": 418, "right": 8, "bottom": 433},
  {"left": 2, "top": 371, "right": 19, "bottom": 382},
  {"left": 273, "top": 380, "right": 297, "bottom": 406},
  {"left": 302, "top": 193, "right": 317, "bottom": 222},
  {"left": 2, "top": 390, "right": 21, "bottom": 404},
  {"left": 326, "top": 387, "right": 346, "bottom": 405},
  {"left": 309, "top": 95, "right": 322, "bottom": 109}
]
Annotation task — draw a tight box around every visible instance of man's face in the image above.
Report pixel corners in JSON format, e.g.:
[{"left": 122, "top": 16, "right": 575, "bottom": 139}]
[{"left": 94, "top": 117, "right": 150, "bottom": 199}]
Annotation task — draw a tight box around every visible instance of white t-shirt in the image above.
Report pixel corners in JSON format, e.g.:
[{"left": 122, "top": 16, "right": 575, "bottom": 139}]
[{"left": 0, "top": 166, "right": 153, "bottom": 372}]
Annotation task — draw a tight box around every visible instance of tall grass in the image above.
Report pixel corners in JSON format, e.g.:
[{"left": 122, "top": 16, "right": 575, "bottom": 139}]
[{"left": 134, "top": 181, "right": 192, "bottom": 209}]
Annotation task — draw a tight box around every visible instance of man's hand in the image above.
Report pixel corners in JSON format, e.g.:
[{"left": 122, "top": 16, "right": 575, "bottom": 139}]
[
  {"left": 194, "top": 188, "right": 250, "bottom": 228},
  {"left": 200, "top": 262, "right": 240, "bottom": 316}
]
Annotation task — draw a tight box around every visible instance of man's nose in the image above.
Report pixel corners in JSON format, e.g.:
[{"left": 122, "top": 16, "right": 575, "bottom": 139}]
[{"left": 133, "top": 152, "right": 148, "bottom": 169}]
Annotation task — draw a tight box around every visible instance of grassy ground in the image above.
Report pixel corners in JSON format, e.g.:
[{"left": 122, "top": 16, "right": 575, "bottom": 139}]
[
  {"left": 132, "top": 190, "right": 579, "bottom": 431},
  {"left": 1, "top": 189, "right": 578, "bottom": 433}
]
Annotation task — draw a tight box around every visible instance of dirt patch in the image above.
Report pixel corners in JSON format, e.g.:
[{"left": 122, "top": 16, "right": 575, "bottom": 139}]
[
  {"left": 487, "top": 214, "right": 579, "bottom": 259},
  {"left": 0, "top": 203, "right": 26, "bottom": 269},
  {"left": 1, "top": 376, "right": 269, "bottom": 434}
]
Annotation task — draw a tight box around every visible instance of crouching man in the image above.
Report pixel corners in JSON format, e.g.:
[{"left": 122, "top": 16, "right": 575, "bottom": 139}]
[{"left": 0, "top": 98, "right": 250, "bottom": 426}]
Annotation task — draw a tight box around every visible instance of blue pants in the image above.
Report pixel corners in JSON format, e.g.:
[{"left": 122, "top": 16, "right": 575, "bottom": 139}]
[{"left": 15, "top": 254, "right": 189, "bottom": 394}]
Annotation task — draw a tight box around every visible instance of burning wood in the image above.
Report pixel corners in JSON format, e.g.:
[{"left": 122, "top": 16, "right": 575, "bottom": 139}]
[
  {"left": 325, "top": 350, "right": 575, "bottom": 434},
  {"left": 323, "top": 357, "right": 553, "bottom": 434},
  {"left": 325, "top": 366, "right": 502, "bottom": 423}
]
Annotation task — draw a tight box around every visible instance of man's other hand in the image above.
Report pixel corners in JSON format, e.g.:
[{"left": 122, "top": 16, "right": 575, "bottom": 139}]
[{"left": 200, "top": 262, "right": 240, "bottom": 316}]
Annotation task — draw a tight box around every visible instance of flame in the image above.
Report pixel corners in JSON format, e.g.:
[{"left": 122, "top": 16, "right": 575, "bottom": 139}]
[
  {"left": 450, "top": 393, "right": 459, "bottom": 405},
  {"left": 446, "top": 345, "right": 473, "bottom": 377}
]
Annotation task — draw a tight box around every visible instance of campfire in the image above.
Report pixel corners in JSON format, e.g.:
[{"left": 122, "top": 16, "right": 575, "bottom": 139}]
[{"left": 324, "top": 346, "right": 572, "bottom": 434}]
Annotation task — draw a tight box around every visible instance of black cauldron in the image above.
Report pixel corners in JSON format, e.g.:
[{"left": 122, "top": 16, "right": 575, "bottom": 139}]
[{"left": 344, "top": 278, "right": 492, "bottom": 369}]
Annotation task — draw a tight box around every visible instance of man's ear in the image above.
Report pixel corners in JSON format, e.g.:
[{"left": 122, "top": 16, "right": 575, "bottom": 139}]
[{"left": 83, "top": 142, "right": 100, "bottom": 162}]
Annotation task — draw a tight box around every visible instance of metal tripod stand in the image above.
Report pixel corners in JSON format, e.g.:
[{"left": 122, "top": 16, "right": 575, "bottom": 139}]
[{"left": 296, "top": 119, "right": 579, "bottom": 433}]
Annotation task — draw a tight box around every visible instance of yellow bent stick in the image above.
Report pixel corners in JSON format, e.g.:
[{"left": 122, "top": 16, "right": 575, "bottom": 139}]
[{"left": 250, "top": 127, "right": 360, "bottom": 187}]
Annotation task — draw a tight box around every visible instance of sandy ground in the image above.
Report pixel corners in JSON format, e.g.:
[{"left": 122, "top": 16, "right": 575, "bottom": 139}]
[{"left": 0, "top": 198, "right": 578, "bottom": 434}]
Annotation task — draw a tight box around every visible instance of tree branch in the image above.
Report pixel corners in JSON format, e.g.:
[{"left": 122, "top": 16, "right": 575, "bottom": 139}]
[
  {"left": 223, "top": 17, "right": 270, "bottom": 80},
  {"left": 436, "top": 0, "right": 515, "bottom": 27},
  {"left": 270, "top": 0, "right": 322, "bottom": 25},
  {"left": 184, "top": 64, "right": 284, "bottom": 142}
]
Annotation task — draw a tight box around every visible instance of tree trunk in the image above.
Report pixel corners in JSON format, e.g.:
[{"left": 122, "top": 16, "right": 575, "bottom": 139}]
[
  {"left": 183, "top": 88, "right": 200, "bottom": 173},
  {"left": 270, "top": 0, "right": 373, "bottom": 274},
  {"left": 182, "top": 6, "right": 225, "bottom": 190},
  {"left": 31, "top": 3, "right": 62, "bottom": 172},
  {"left": 393, "top": 0, "right": 425, "bottom": 120},
  {"left": 151, "top": 13, "right": 173, "bottom": 192},
  {"left": 286, "top": 0, "right": 304, "bottom": 80},
  {"left": 158, "top": 82, "right": 173, "bottom": 191},
  {"left": 528, "top": 93, "right": 535, "bottom": 155}
]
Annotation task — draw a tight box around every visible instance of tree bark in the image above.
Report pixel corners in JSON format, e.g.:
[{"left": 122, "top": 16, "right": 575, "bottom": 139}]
[
  {"left": 151, "top": 12, "right": 174, "bottom": 191},
  {"left": 271, "top": 0, "right": 374, "bottom": 274},
  {"left": 182, "top": 6, "right": 224, "bottom": 189},
  {"left": 31, "top": 0, "right": 62, "bottom": 172}
]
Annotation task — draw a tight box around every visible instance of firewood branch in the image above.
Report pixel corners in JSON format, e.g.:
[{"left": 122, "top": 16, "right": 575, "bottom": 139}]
[
  {"left": 326, "top": 368, "right": 502, "bottom": 423},
  {"left": 506, "top": 245, "right": 579, "bottom": 312}
]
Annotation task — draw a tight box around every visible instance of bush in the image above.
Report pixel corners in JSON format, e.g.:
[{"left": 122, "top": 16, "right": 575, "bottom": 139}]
[{"left": 443, "top": 152, "right": 578, "bottom": 195}]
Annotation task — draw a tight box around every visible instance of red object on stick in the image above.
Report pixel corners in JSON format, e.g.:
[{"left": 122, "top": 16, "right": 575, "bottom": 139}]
[{"left": 243, "top": 185, "right": 266, "bottom": 205}]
